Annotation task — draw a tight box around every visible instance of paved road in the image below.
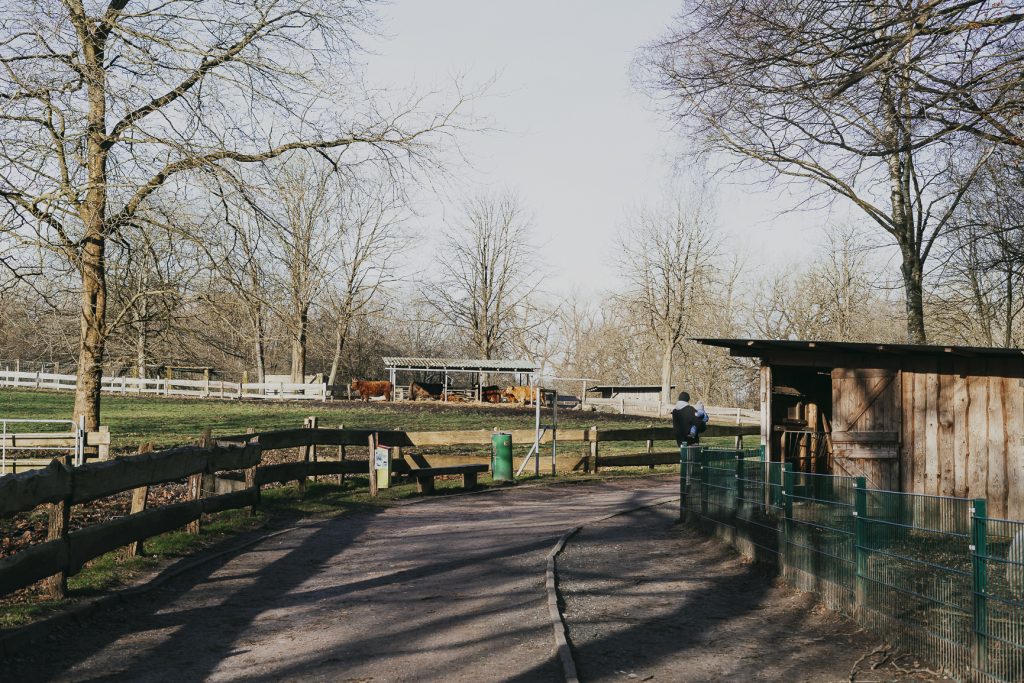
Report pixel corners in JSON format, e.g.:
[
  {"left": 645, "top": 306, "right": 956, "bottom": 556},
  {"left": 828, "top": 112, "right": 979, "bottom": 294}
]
[{"left": 7, "top": 478, "right": 678, "bottom": 683}]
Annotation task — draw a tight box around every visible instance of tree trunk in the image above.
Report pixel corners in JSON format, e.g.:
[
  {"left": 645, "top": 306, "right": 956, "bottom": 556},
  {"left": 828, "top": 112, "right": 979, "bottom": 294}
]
[
  {"left": 73, "top": 35, "right": 110, "bottom": 432},
  {"left": 660, "top": 339, "right": 674, "bottom": 404},
  {"left": 250, "top": 311, "right": 266, "bottom": 384},
  {"left": 74, "top": 241, "right": 107, "bottom": 431},
  {"left": 290, "top": 306, "right": 309, "bottom": 383},
  {"left": 135, "top": 297, "right": 148, "bottom": 380},
  {"left": 899, "top": 248, "right": 927, "bottom": 344},
  {"left": 326, "top": 315, "right": 350, "bottom": 387}
]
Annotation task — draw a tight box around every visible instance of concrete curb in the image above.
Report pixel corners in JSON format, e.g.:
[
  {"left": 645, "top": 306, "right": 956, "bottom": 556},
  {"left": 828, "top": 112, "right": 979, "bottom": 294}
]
[
  {"left": 0, "top": 520, "right": 320, "bottom": 658},
  {"left": 545, "top": 495, "right": 680, "bottom": 683}
]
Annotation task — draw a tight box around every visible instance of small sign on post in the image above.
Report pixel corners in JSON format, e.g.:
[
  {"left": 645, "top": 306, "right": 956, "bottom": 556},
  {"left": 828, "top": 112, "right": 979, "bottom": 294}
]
[{"left": 374, "top": 446, "right": 392, "bottom": 489}]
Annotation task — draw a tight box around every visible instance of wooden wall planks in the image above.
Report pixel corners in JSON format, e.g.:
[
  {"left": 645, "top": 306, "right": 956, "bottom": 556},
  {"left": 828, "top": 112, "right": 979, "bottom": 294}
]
[{"left": 897, "top": 357, "right": 1023, "bottom": 519}]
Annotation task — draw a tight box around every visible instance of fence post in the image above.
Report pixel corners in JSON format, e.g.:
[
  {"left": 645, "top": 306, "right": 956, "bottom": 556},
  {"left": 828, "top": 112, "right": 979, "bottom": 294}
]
[
  {"left": 854, "top": 477, "right": 867, "bottom": 615},
  {"left": 299, "top": 416, "right": 317, "bottom": 495},
  {"left": 737, "top": 449, "right": 746, "bottom": 503},
  {"left": 699, "top": 446, "right": 708, "bottom": 518},
  {"left": 368, "top": 433, "right": 378, "bottom": 496},
  {"left": 679, "top": 444, "right": 689, "bottom": 520},
  {"left": 187, "top": 429, "right": 213, "bottom": 534},
  {"left": 44, "top": 454, "right": 73, "bottom": 598},
  {"left": 245, "top": 428, "right": 260, "bottom": 514},
  {"left": 124, "top": 443, "right": 154, "bottom": 557},
  {"left": 972, "top": 498, "right": 988, "bottom": 674},
  {"left": 338, "top": 423, "right": 346, "bottom": 485},
  {"left": 781, "top": 463, "right": 794, "bottom": 569},
  {"left": 590, "top": 426, "right": 599, "bottom": 473}
]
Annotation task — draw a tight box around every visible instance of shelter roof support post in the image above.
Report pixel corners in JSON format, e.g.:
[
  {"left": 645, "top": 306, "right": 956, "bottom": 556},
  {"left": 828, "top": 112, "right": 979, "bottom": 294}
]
[
  {"left": 534, "top": 377, "right": 541, "bottom": 477},
  {"left": 551, "top": 390, "right": 557, "bottom": 476}
]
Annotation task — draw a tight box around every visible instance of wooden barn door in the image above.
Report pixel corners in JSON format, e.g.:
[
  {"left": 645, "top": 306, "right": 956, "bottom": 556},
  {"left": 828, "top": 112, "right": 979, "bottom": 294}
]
[{"left": 830, "top": 368, "right": 901, "bottom": 490}]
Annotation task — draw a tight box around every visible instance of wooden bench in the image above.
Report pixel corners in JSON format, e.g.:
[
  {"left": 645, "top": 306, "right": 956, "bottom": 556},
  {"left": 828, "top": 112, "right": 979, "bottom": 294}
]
[{"left": 399, "top": 464, "right": 489, "bottom": 493}]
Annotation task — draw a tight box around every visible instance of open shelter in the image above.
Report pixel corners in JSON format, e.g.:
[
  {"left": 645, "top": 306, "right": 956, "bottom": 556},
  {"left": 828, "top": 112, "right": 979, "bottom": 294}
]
[{"left": 381, "top": 357, "right": 538, "bottom": 401}]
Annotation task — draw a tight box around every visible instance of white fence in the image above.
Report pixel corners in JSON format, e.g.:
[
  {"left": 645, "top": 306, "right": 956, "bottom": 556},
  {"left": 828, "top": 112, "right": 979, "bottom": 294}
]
[
  {"left": 0, "top": 370, "right": 328, "bottom": 401},
  {"left": 1, "top": 417, "right": 85, "bottom": 474},
  {"left": 584, "top": 397, "right": 759, "bottom": 423}
]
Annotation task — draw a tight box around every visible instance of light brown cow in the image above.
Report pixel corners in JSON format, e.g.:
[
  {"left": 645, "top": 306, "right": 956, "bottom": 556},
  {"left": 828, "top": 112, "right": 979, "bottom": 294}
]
[
  {"left": 350, "top": 379, "right": 393, "bottom": 402},
  {"left": 503, "top": 385, "right": 535, "bottom": 405}
]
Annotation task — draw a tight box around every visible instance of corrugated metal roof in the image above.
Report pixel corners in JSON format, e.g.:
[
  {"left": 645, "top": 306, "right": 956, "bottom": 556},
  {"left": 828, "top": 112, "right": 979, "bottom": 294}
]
[
  {"left": 381, "top": 357, "right": 538, "bottom": 372},
  {"left": 587, "top": 385, "right": 674, "bottom": 391},
  {"left": 694, "top": 338, "right": 1024, "bottom": 359}
]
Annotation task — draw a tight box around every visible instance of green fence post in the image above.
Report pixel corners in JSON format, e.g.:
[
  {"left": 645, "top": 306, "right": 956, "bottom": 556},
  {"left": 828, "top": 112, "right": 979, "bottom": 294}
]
[
  {"left": 735, "top": 452, "right": 744, "bottom": 521},
  {"left": 699, "top": 447, "right": 708, "bottom": 518},
  {"left": 782, "top": 463, "right": 794, "bottom": 569},
  {"left": 971, "top": 498, "right": 988, "bottom": 675},
  {"left": 854, "top": 477, "right": 867, "bottom": 616},
  {"left": 679, "top": 445, "right": 688, "bottom": 520}
]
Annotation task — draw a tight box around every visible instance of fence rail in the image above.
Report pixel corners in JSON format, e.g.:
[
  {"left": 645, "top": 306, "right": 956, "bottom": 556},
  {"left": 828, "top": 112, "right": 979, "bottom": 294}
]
[
  {"left": 584, "top": 398, "right": 759, "bottom": 421},
  {"left": 680, "top": 448, "right": 1024, "bottom": 682},
  {"left": 0, "top": 369, "right": 328, "bottom": 401}
]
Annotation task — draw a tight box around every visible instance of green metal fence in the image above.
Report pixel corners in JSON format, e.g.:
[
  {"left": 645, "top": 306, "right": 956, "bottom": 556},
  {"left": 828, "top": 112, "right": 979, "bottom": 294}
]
[{"left": 680, "top": 447, "right": 1024, "bottom": 682}]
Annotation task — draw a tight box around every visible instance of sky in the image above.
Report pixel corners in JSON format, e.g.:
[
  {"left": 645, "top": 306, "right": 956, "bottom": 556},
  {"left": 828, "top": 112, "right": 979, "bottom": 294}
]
[{"left": 362, "top": 1, "right": 859, "bottom": 295}]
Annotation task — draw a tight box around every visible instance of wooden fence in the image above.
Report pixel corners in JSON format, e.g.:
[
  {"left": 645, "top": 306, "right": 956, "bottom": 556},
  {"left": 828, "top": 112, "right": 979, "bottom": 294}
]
[
  {"left": 0, "top": 369, "right": 327, "bottom": 401},
  {"left": 218, "top": 422, "right": 759, "bottom": 472},
  {"left": 0, "top": 420, "right": 759, "bottom": 602}
]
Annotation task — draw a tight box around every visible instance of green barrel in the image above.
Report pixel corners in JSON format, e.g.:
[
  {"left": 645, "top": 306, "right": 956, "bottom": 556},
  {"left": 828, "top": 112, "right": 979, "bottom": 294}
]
[{"left": 491, "top": 432, "right": 514, "bottom": 481}]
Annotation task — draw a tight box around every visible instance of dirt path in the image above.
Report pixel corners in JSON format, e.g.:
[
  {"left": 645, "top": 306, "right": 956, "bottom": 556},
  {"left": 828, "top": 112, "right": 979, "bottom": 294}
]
[
  {"left": 558, "top": 504, "right": 951, "bottom": 683},
  {"left": 4, "top": 478, "right": 678, "bottom": 683}
]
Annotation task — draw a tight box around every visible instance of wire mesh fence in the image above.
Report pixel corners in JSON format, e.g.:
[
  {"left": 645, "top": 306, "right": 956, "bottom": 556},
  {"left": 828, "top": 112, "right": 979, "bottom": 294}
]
[{"left": 679, "top": 446, "right": 1024, "bottom": 682}]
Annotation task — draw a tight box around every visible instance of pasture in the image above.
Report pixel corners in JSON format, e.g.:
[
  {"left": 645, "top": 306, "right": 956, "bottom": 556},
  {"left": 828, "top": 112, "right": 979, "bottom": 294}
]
[{"left": 0, "top": 389, "right": 675, "bottom": 450}]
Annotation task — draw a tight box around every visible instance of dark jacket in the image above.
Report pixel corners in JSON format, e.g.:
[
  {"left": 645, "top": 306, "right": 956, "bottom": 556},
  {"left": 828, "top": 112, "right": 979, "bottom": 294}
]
[{"left": 672, "top": 404, "right": 699, "bottom": 446}]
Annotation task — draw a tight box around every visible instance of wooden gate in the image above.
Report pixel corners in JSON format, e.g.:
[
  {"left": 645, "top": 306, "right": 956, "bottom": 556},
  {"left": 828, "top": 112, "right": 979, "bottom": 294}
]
[{"left": 830, "top": 368, "right": 901, "bottom": 490}]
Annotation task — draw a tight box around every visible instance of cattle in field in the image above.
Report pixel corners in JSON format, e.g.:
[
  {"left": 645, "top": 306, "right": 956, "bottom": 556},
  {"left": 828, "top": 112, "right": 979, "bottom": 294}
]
[
  {"left": 503, "top": 385, "right": 535, "bottom": 405},
  {"left": 481, "top": 385, "right": 502, "bottom": 403},
  {"left": 445, "top": 393, "right": 467, "bottom": 402},
  {"left": 410, "top": 382, "right": 444, "bottom": 401},
  {"left": 350, "top": 379, "right": 393, "bottom": 402}
]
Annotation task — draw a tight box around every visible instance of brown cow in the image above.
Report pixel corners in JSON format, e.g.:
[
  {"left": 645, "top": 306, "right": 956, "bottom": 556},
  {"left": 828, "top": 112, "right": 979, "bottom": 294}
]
[
  {"left": 409, "top": 381, "right": 444, "bottom": 401},
  {"left": 481, "top": 385, "right": 502, "bottom": 403},
  {"left": 503, "top": 385, "right": 535, "bottom": 405},
  {"left": 350, "top": 379, "right": 393, "bottom": 402}
]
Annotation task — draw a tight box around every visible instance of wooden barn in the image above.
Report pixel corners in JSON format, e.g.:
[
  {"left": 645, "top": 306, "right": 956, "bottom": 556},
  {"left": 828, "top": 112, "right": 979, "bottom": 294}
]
[{"left": 697, "top": 338, "right": 1024, "bottom": 519}]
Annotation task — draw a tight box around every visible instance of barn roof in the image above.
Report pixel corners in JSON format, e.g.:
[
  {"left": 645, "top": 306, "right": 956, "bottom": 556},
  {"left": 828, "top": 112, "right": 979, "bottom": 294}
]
[
  {"left": 381, "top": 357, "right": 538, "bottom": 373},
  {"left": 695, "top": 338, "right": 1024, "bottom": 360}
]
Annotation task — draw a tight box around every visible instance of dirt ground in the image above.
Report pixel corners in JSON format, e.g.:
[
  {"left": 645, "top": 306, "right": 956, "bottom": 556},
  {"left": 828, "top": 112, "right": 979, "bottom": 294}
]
[
  {"left": 558, "top": 504, "right": 953, "bottom": 683},
  {"left": 3, "top": 478, "right": 678, "bottom": 682},
  {"left": 3, "top": 477, "right": 950, "bottom": 683}
]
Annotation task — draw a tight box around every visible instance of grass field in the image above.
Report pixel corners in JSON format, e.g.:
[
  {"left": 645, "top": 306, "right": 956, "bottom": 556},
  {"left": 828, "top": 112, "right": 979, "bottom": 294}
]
[{"left": 0, "top": 388, "right": 683, "bottom": 452}]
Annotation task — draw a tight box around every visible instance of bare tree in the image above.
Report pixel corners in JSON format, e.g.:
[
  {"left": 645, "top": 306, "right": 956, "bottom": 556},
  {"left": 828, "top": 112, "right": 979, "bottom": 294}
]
[
  {"left": 0, "top": 0, "right": 466, "bottom": 427},
  {"left": 256, "top": 159, "right": 339, "bottom": 382},
  {"left": 105, "top": 212, "right": 199, "bottom": 379},
  {"left": 199, "top": 179, "right": 278, "bottom": 384},
  {"left": 325, "top": 176, "right": 408, "bottom": 386},
  {"left": 426, "top": 192, "right": 540, "bottom": 359},
  {"left": 752, "top": 227, "right": 905, "bottom": 343},
  {"left": 933, "top": 148, "right": 1024, "bottom": 346},
  {"left": 615, "top": 196, "right": 716, "bottom": 403},
  {"left": 641, "top": 0, "right": 996, "bottom": 343}
]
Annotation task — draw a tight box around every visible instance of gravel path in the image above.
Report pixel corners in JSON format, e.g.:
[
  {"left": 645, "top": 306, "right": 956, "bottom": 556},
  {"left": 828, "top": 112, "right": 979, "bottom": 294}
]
[
  {"left": 558, "top": 504, "right": 952, "bottom": 683},
  {"left": 5, "top": 478, "right": 678, "bottom": 683}
]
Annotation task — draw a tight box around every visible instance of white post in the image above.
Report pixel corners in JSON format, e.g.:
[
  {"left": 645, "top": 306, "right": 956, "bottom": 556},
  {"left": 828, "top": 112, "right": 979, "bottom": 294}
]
[
  {"left": 534, "top": 381, "right": 541, "bottom": 477},
  {"left": 551, "top": 390, "right": 558, "bottom": 476}
]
